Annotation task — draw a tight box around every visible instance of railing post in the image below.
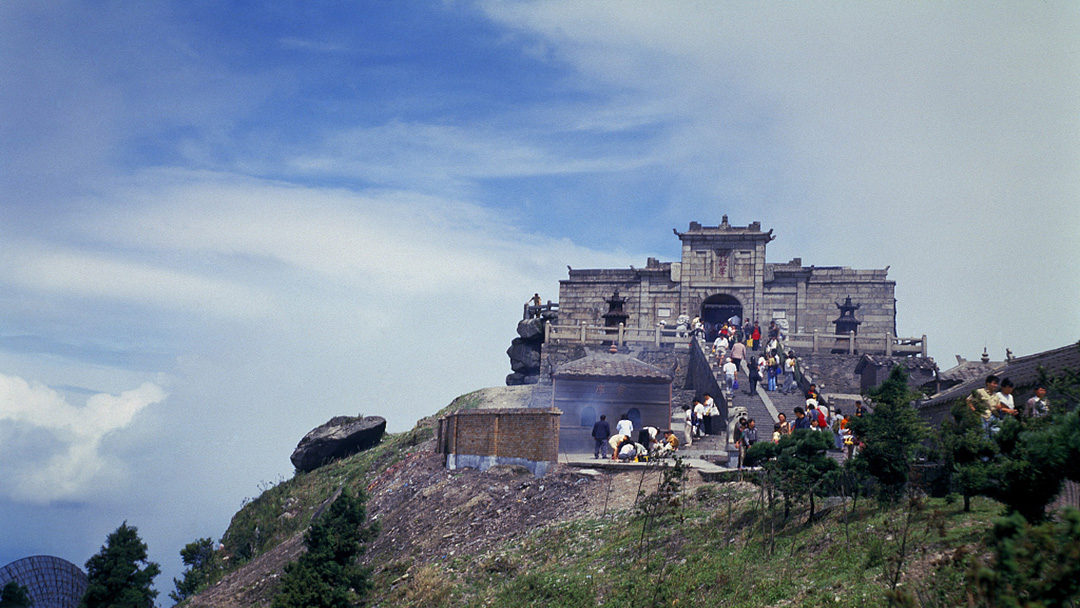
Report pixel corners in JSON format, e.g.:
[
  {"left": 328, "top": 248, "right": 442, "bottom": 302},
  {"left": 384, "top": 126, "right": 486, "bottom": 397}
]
[
  {"left": 655, "top": 325, "right": 661, "bottom": 347},
  {"left": 618, "top": 323, "right": 625, "bottom": 346},
  {"left": 580, "top": 321, "right": 586, "bottom": 344},
  {"left": 544, "top": 321, "right": 551, "bottom": 344},
  {"left": 812, "top": 329, "right": 819, "bottom": 353},
  {"left": 921, "top": 335, "right": 927, "bottom": 357},
  {"left": 886, "top": 332, "right": 893, "bottom": 356},
  {"left": 848, "top": 330, "right": 855, "bottom": 354}
]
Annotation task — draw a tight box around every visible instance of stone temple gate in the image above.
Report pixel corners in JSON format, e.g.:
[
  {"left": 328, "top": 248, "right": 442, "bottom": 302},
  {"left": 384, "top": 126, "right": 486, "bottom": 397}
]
[{"left": 557, "top": 218, "right": 897, "bottom": 339}]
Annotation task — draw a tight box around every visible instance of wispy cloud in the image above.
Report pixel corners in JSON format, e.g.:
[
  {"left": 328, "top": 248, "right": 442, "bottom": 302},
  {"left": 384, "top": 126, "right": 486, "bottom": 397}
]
[{"left": 0, "top": 375, "right": 166, "bottom": 502}]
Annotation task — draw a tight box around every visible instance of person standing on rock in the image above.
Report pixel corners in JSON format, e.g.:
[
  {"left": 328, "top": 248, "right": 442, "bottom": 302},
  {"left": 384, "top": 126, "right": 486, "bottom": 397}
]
[{"left": 591, "top": 415, "right": 611, "bottom": 459}]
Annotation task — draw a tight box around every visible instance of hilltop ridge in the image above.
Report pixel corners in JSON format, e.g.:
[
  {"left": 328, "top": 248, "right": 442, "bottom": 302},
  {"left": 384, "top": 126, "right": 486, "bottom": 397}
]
[{"left": 184, "top": 385, "right": 1006, "bottom": 608}]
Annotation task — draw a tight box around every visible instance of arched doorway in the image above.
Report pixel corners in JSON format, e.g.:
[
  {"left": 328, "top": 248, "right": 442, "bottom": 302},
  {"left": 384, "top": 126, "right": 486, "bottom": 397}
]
[{"left": 701, "top": 294, "right": 743, "bottom": 341}]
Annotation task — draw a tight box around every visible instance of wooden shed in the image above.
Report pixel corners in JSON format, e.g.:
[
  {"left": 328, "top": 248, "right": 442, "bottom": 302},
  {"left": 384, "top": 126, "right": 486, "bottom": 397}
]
[{"left": 551, "top": 354, "right": 673, "bottom": 453}]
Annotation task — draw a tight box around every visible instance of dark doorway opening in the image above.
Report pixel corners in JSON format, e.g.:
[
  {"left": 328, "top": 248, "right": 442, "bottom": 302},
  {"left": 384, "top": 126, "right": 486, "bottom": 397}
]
[{"left": 701, "top": 294, "right": 743, "bottom": 342}]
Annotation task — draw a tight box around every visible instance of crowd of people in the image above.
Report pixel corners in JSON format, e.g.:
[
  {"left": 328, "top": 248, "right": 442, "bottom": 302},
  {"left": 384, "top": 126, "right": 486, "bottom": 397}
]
[
  {"left": 708, "top": 319, "right": 800, "bottom": 397},
  {"left": 591, "top": 413, "right": 682, "bottom": 462},
  {"left": 967, "top": 373, "right": 1050, "bottom": 434}
]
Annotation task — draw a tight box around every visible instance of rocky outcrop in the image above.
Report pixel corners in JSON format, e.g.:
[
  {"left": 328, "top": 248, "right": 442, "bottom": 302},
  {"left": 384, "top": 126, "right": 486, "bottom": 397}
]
[
  {"left": 290, "top": 415, "right": 386, "bottom": 472},
  {"left": 506, "top": 314, "right": 553, "bottom": 386}
]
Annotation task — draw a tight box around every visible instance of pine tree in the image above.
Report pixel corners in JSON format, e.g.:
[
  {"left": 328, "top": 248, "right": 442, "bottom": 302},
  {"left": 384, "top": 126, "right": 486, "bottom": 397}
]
[
  {"left": 0, "top": 581, "right": 32, "bottom": 608},
  {"left": 746, "top": 429, "right": 838, "bottom": 521},
  {"left": 80, "top": 522, "right": 160, "bottom": 608},
  {"left": 849, "top": 365, "right": 927, "bottom": 502},
  {"left": 271, "top": 488, "right": 377, "bottom": 608},
  {"left": 170, "top": 537, "right": 218, "bottom": 603}
]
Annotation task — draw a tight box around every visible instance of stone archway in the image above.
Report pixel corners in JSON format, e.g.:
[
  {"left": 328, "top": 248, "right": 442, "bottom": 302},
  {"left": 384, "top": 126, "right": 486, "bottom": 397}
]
[{"left": 701, "top": 294, "right": 743, "bottom": 341}]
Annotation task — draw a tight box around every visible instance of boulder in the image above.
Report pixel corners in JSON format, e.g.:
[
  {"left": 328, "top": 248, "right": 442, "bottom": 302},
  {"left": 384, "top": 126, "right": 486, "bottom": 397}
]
[
  {"left": 506, "top": 338, "right": 541, "bottom": 372},
  {"left": 290, "top": 415, "right": 386, "bottom": 473},
  {"left": 506, "top": 372, "right": 540, "bottom": 386},
  {"left": 516, "top": 317, "right": 546, "bottom": 341}
]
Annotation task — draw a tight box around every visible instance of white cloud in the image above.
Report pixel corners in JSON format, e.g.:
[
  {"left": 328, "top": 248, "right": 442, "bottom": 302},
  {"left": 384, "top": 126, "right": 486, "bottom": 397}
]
[{"left": 0, "top": 374, "right": 166, "bottom": 502}]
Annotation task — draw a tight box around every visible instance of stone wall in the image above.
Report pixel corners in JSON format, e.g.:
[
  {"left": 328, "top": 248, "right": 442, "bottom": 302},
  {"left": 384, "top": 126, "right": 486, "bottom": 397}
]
[
  {"left": 802, "top": 268, "right": 896, "bottom": 336},
  {"left": 796, "top": 353, "right": 865, "bottom": 395},
  {"left": 437, "top": 408, "right": 561, "bottom": 477},
  {"left": 686, "top": 340, "right": 727, "bottom": 420}
]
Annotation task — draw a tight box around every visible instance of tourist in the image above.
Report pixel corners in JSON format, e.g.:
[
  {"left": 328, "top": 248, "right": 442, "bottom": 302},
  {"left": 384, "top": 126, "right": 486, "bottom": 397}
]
[
  {"left": 661, "top": 430, "right": 680, "bottom": 452},
  {"left": 777, "top": 412, "right": 791, "bottom": 436},
  {"left": 854, "top": 400, "right": 867, "bottom": 418},
  {"left": 805, "top": 383, "right": 821, "bottom": 403},
  {"left": 831, "top": 409, "right": 844, "bottom": 451},
  {"left": 1025, "top": 386, "right": 1049, "bottom": 418},
  {"left": 693, "top": 399, "right": 707, "bottom": 438},
  {"left": 616, "top": 436, "right": 638, "bottom": 461},
  {"left": 793, "top": 407, "right": 811, "bottom": 430},
  {"left": 735, "top": 418, "right": 748, "bottom": 469},
  {"left": 731, "top": 340, "right": 747, "bottom": 371},
  {"left": 703, "top": 393, "right": 720, "bottom": 435},
  {"left": 742, "top": 319, "right": 753, "bottom": 345},
  {"left": 682, "top": 405, "right": 694, "bottom": 448},
  {"left": 616, "top": 413, "right": 634, "bottom": 438},
  {"left": 844, "top": 420, "right": 857, "bottom": 459},
  {"left": 839, "top": 414, "right": 852, "bottom": 456},
  {"left": 744, "top": 419, "right": 759, "bottom": 446},
  {"left": 995, "top": 378, "right": 1018, "bottom": 418},
  {"left": 772, "top": 423, "right": 782, "bottom": 444},
  {"left": 722, "top": 357, "right": 738, "bottom": 393},
  {"left": 591, "top": 414, "right": 611, "bottom": 459},
  {"left": 738, "top": 419, "right": 758, "bottom": 470},
  {"left": 766, "top": 352, "right": 779, "bottom": 391},
  {"left": 751, "top": 321, "right": 761, "bottom": 350},
  {"left": 768, "top": 320, "right": 779, "bottom": 341},
  {"left": 747, "top": 359, "right": 762, "bottom": 395},
  {"left": 967, "top": 375, "right": 1000, "bottom": 434},
  {"left": 608, "top": 434, "right": 627, "bottom": 460},
  {"left": 782, "top": 352, "right": 798, "bottom": 394},
  {"left": 639, "top": 427, "right": 661, "bottom": 454},
  {"left": 528, "top": 293, "right": 542, "bottom": 317}
]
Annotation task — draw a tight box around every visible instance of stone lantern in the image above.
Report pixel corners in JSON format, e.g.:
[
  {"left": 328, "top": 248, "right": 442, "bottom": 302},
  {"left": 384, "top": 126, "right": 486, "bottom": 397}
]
[{"left": 833, "top": 296, "right": 862, "bottom": 335}]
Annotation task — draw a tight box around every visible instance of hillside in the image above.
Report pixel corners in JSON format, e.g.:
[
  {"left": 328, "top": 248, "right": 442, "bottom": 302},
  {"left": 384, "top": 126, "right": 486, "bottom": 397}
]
[{"left": 184, "top": 387, "right": 1014, "bottom": 608}]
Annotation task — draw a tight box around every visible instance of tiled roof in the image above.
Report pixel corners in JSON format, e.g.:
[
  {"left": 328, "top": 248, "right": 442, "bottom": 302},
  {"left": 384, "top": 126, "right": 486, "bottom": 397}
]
[
  {"left": 854, "top": 354, "right": 939, "bottom": 374},
  {"left": 919, "top": 341, "right": 1080, "bottom": 409},
  {"left": 553, "top": 354, "right": 673, "bottom": 382},
  {"left": 938, "top": 359, "right": 1005, "bottom": 384}
]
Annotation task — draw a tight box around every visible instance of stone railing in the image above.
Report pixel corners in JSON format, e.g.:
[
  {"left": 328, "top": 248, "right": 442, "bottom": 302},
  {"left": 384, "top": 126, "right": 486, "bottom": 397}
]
[
  {"left": 543, "top": 321, "right": 687, "bottom": 347},
  {"left": 523, "top": 301, "right": 559, "bottom": 320},
  {"left": 783, "top": 331, "right": 926, "bottom": 357}
]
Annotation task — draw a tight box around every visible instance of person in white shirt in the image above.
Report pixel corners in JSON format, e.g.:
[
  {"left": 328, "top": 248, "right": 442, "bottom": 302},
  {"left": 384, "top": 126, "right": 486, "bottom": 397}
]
[
  {"left": 995, "top": 378, "right": 1018, "bottom": 418},
  {"left": 693, "top": 400, "right": 706, "bottom": 438},
  {"left": 722, "top": 358, "right": 737, "bottom": 392},
  {"left": 616, "top": 414, "right": 634, "bottom": 438}
]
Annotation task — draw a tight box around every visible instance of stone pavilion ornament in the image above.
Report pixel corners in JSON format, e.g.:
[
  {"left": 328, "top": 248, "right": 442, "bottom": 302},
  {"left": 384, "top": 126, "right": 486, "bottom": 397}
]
[{"left": 833, "top": 296, "right": 862, "bottom": 336}]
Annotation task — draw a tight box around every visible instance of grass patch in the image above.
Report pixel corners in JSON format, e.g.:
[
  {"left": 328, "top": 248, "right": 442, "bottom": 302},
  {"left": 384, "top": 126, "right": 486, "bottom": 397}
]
[{"left": 420, "top": 484, "right": 1001, "bottom": 608}]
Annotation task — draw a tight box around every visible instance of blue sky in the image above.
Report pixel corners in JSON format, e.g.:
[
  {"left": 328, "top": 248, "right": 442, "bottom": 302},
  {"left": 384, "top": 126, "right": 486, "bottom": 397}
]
[{"left": 2, "top": 0, "right": 1078, "bottom": 597}]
